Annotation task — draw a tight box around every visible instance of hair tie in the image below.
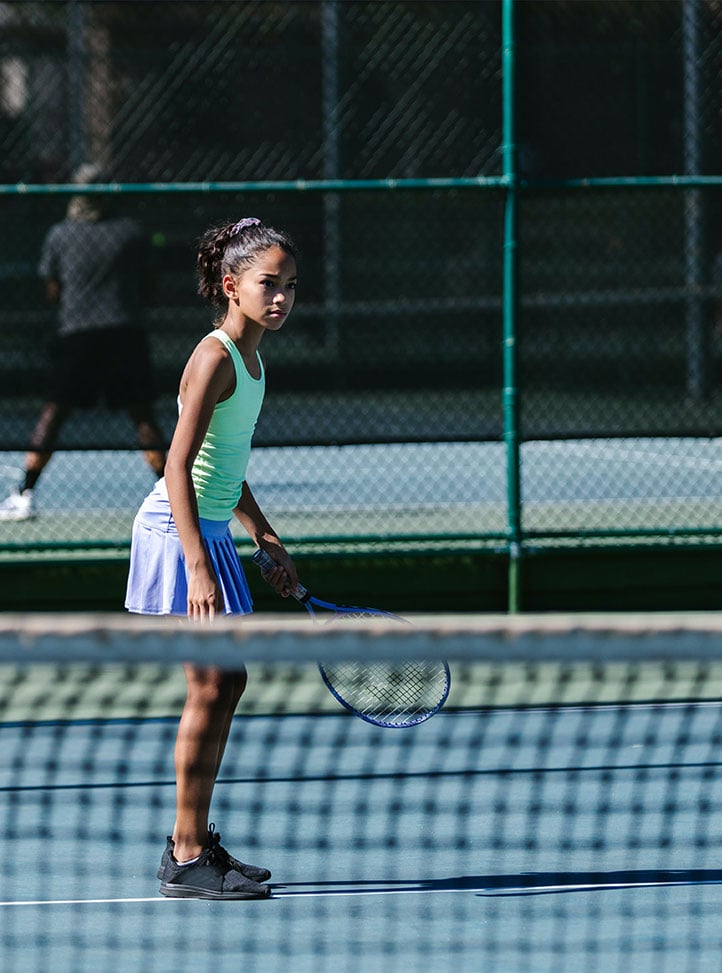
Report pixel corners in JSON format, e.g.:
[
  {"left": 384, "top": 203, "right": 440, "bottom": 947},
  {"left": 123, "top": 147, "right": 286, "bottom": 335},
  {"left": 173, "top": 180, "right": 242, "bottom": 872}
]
[{"left": 229, "top": 217, "right": 261, "bottom": 237}]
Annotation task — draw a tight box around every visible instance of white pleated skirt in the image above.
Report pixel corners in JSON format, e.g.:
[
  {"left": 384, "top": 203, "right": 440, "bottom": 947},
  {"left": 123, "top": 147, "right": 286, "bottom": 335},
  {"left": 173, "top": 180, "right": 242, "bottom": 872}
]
[{"left": 124, "top": 479, "right": 253, "bottom": 616}]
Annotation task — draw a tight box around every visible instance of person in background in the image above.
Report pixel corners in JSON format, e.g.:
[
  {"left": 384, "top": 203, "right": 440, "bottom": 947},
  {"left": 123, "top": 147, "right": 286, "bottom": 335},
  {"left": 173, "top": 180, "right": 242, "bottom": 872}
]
[{"left": 0, "top": 162, "right": 166, "bottom": 521}]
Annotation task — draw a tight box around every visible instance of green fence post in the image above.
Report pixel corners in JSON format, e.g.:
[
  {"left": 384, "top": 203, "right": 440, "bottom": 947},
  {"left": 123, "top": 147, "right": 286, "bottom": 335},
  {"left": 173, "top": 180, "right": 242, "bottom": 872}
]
[{"left": 502, "top": 0, "right": 522, "bottom": 612}]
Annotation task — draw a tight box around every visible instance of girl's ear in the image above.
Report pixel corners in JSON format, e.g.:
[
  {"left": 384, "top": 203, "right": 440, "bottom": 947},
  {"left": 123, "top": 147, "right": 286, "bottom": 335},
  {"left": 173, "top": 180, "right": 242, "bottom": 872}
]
[{"left": 222, "top": 274, "right": 238, "bottom": 301}]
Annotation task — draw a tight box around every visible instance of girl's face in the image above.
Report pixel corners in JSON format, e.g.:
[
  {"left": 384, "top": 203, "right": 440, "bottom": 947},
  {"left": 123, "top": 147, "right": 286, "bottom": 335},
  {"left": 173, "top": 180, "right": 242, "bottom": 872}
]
[{"left": 225, "top": 245, "right": 297, "bottom": 331}]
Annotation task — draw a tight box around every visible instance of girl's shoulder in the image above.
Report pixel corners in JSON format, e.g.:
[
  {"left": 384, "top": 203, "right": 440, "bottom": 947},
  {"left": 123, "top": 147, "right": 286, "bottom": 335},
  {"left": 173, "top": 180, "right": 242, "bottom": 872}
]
[
  {"left": 180, "top": 333, "right": 235, "bottom": 389},
  {"left": 195, "top": 331, "right": 233, "bottom": 360}
]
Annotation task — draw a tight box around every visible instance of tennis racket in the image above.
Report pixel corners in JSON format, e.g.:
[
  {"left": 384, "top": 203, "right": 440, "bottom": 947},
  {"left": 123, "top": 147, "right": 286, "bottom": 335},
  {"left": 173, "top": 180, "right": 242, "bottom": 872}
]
[{"left": 251, "top": 548, "right": 450, "bottom": 728}]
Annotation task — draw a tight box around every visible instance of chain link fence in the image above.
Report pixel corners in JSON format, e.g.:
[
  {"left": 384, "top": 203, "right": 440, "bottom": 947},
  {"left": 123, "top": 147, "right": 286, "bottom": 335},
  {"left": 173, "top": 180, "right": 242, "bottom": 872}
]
[{"left": 0, "top": 0, "right": 721, "bottom": 568}]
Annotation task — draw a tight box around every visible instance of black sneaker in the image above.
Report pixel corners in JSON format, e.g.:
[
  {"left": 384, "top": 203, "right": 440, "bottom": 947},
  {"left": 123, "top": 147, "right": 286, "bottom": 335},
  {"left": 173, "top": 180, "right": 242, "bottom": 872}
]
[
  {"left": 157, "top": 825, "right": 271, "bottom": 884},
  {"left": 206, "top": 824, "right": 272, "bottom": 883},
  {"left": 158, "top": 843, "right": 271, "bottom": 900}
]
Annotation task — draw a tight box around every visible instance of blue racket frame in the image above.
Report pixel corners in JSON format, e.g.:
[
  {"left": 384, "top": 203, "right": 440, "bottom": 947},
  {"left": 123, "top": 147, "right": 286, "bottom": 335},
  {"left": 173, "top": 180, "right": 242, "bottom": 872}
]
[
  {"left": 251, "top": 549, "right": 451, "bottom": 727},
  {"left": 317, "top": 659, "right": 451, "bottom": 728}
]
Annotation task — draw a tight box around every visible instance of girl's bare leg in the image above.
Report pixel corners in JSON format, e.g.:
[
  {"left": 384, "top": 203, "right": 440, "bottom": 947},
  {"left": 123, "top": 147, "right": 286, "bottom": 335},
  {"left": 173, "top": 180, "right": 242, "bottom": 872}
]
[{"left": 171, "top": 664, "right": 247, "bottom": 863}]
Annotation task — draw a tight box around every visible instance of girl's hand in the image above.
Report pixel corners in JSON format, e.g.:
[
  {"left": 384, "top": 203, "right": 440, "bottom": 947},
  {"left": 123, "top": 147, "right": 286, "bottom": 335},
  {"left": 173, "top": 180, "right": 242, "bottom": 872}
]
[
  {"left": 258, "top": 545, "right": 298, "bottom": 598},
  {"left": 186, "top": 564, "right": 224, "bottom": 621}
]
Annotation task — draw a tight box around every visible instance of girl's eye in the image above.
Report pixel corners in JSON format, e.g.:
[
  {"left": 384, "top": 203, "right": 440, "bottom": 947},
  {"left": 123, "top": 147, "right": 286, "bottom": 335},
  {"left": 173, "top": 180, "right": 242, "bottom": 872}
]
[{"left": 260, "top": 279, "right": 295, "bottom": 290}]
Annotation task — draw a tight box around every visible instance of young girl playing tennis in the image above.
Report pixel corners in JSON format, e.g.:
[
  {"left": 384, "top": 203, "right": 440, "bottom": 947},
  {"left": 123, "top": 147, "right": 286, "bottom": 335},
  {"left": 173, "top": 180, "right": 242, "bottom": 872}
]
[{"left": 125, "top": 217, "right": 298, "bottom": 899}]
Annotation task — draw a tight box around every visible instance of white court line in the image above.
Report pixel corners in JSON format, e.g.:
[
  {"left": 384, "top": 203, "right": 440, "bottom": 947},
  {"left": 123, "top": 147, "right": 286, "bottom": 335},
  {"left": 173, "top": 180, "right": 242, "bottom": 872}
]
[
  {"left": 0, "top": 897, "right": 173, "bottom": 906},
  {"left": 483, "top": 881, "right": 722, "bottom": 896},
  {"left": 0, "top": 887, "right": 523, "bottom": 907},
  {"left": 0, "top": 889, "right": 459, "bottom": 906},
  {"left": 3, "top": 875, "right": 722, "bottom": 908}
]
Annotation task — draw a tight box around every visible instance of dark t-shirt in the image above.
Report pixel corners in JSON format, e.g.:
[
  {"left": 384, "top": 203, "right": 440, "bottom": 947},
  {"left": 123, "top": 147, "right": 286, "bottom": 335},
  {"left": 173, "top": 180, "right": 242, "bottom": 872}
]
[{"left": 38, "top": 217, "right": 148, "bottom": 336}]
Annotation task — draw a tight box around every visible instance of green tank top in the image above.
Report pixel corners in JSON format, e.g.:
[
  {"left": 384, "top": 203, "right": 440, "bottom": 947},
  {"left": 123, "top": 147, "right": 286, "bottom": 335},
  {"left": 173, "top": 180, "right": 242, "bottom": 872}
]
[{"left": 188, "top": 330, "right": 265, "bottom": 521}]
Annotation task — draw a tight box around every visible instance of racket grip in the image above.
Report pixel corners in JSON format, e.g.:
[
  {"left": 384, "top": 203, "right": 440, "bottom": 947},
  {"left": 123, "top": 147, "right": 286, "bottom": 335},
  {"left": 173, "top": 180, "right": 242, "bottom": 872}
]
[{"left": 251, "top": 548, "right": 308, "bottom": 601}]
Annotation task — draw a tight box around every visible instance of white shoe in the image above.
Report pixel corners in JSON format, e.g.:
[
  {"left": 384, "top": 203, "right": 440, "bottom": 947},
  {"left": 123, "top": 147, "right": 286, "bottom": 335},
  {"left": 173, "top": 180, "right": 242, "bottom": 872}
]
[{"left": 0, "top": 490, "right": 34, "bottom": 522}]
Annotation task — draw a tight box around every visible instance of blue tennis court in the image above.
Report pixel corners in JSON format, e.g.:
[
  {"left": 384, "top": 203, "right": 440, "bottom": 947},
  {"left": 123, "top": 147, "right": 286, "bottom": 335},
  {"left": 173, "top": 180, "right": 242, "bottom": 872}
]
[
  {"left": 1, "top": 437, "right": 721, "bottom": 549},
  {"left": 2, "top": 639, "right": 722, "bottom": 972}
]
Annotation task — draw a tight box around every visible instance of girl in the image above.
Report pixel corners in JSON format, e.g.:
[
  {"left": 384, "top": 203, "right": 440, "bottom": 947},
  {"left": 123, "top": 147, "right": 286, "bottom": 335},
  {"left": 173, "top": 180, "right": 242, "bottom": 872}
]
[{"left": 125, "top": 217, "right": 299, "bottom": 900}]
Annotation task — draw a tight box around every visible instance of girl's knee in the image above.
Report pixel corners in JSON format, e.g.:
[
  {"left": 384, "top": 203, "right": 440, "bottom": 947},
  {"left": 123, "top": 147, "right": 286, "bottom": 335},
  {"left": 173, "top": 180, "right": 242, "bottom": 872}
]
[{"left": 183, "top": 665, "right": 247, "bottom": 709}]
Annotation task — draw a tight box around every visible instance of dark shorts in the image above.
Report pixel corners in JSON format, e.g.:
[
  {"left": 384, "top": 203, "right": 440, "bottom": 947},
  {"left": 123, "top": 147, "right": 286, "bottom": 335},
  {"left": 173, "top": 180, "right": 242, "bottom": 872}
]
[{"left": 50, "top": 326, "right": 156, "bottom": 409}]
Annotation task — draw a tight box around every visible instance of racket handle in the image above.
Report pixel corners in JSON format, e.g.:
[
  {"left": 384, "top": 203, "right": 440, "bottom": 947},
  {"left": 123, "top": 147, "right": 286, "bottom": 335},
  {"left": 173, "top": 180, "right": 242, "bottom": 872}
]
[{"left": 251, "top": 548, "right": 309, "bottom": 601}]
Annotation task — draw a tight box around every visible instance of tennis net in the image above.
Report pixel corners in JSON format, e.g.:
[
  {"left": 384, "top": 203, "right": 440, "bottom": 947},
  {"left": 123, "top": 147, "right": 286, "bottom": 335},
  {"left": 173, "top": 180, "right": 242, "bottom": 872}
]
[{"left": 2, "top": 612, "right": 722, "bottom": 973}]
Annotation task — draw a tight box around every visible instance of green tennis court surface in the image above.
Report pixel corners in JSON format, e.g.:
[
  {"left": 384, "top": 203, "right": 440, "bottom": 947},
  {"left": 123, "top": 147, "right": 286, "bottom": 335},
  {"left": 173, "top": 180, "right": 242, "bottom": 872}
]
[
  {"left": 3, "top": 613, "right": 722, "bottom": 971},
  {"left": 1, "top": 437, "right": 721, "bottom": 551}
]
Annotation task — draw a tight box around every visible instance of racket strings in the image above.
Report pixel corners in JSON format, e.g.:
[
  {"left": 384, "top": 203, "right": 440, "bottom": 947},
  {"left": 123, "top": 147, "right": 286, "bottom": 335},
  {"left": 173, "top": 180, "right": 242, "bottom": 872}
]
[
  {"left": 318, "top": 608, "right": 449, "bottom": 727},
  {"left": 320, "top": 660, "right": 450, "bottom": 726},
  {"left": 329, "top": 608, "right": 405, "bottom": 623}
]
